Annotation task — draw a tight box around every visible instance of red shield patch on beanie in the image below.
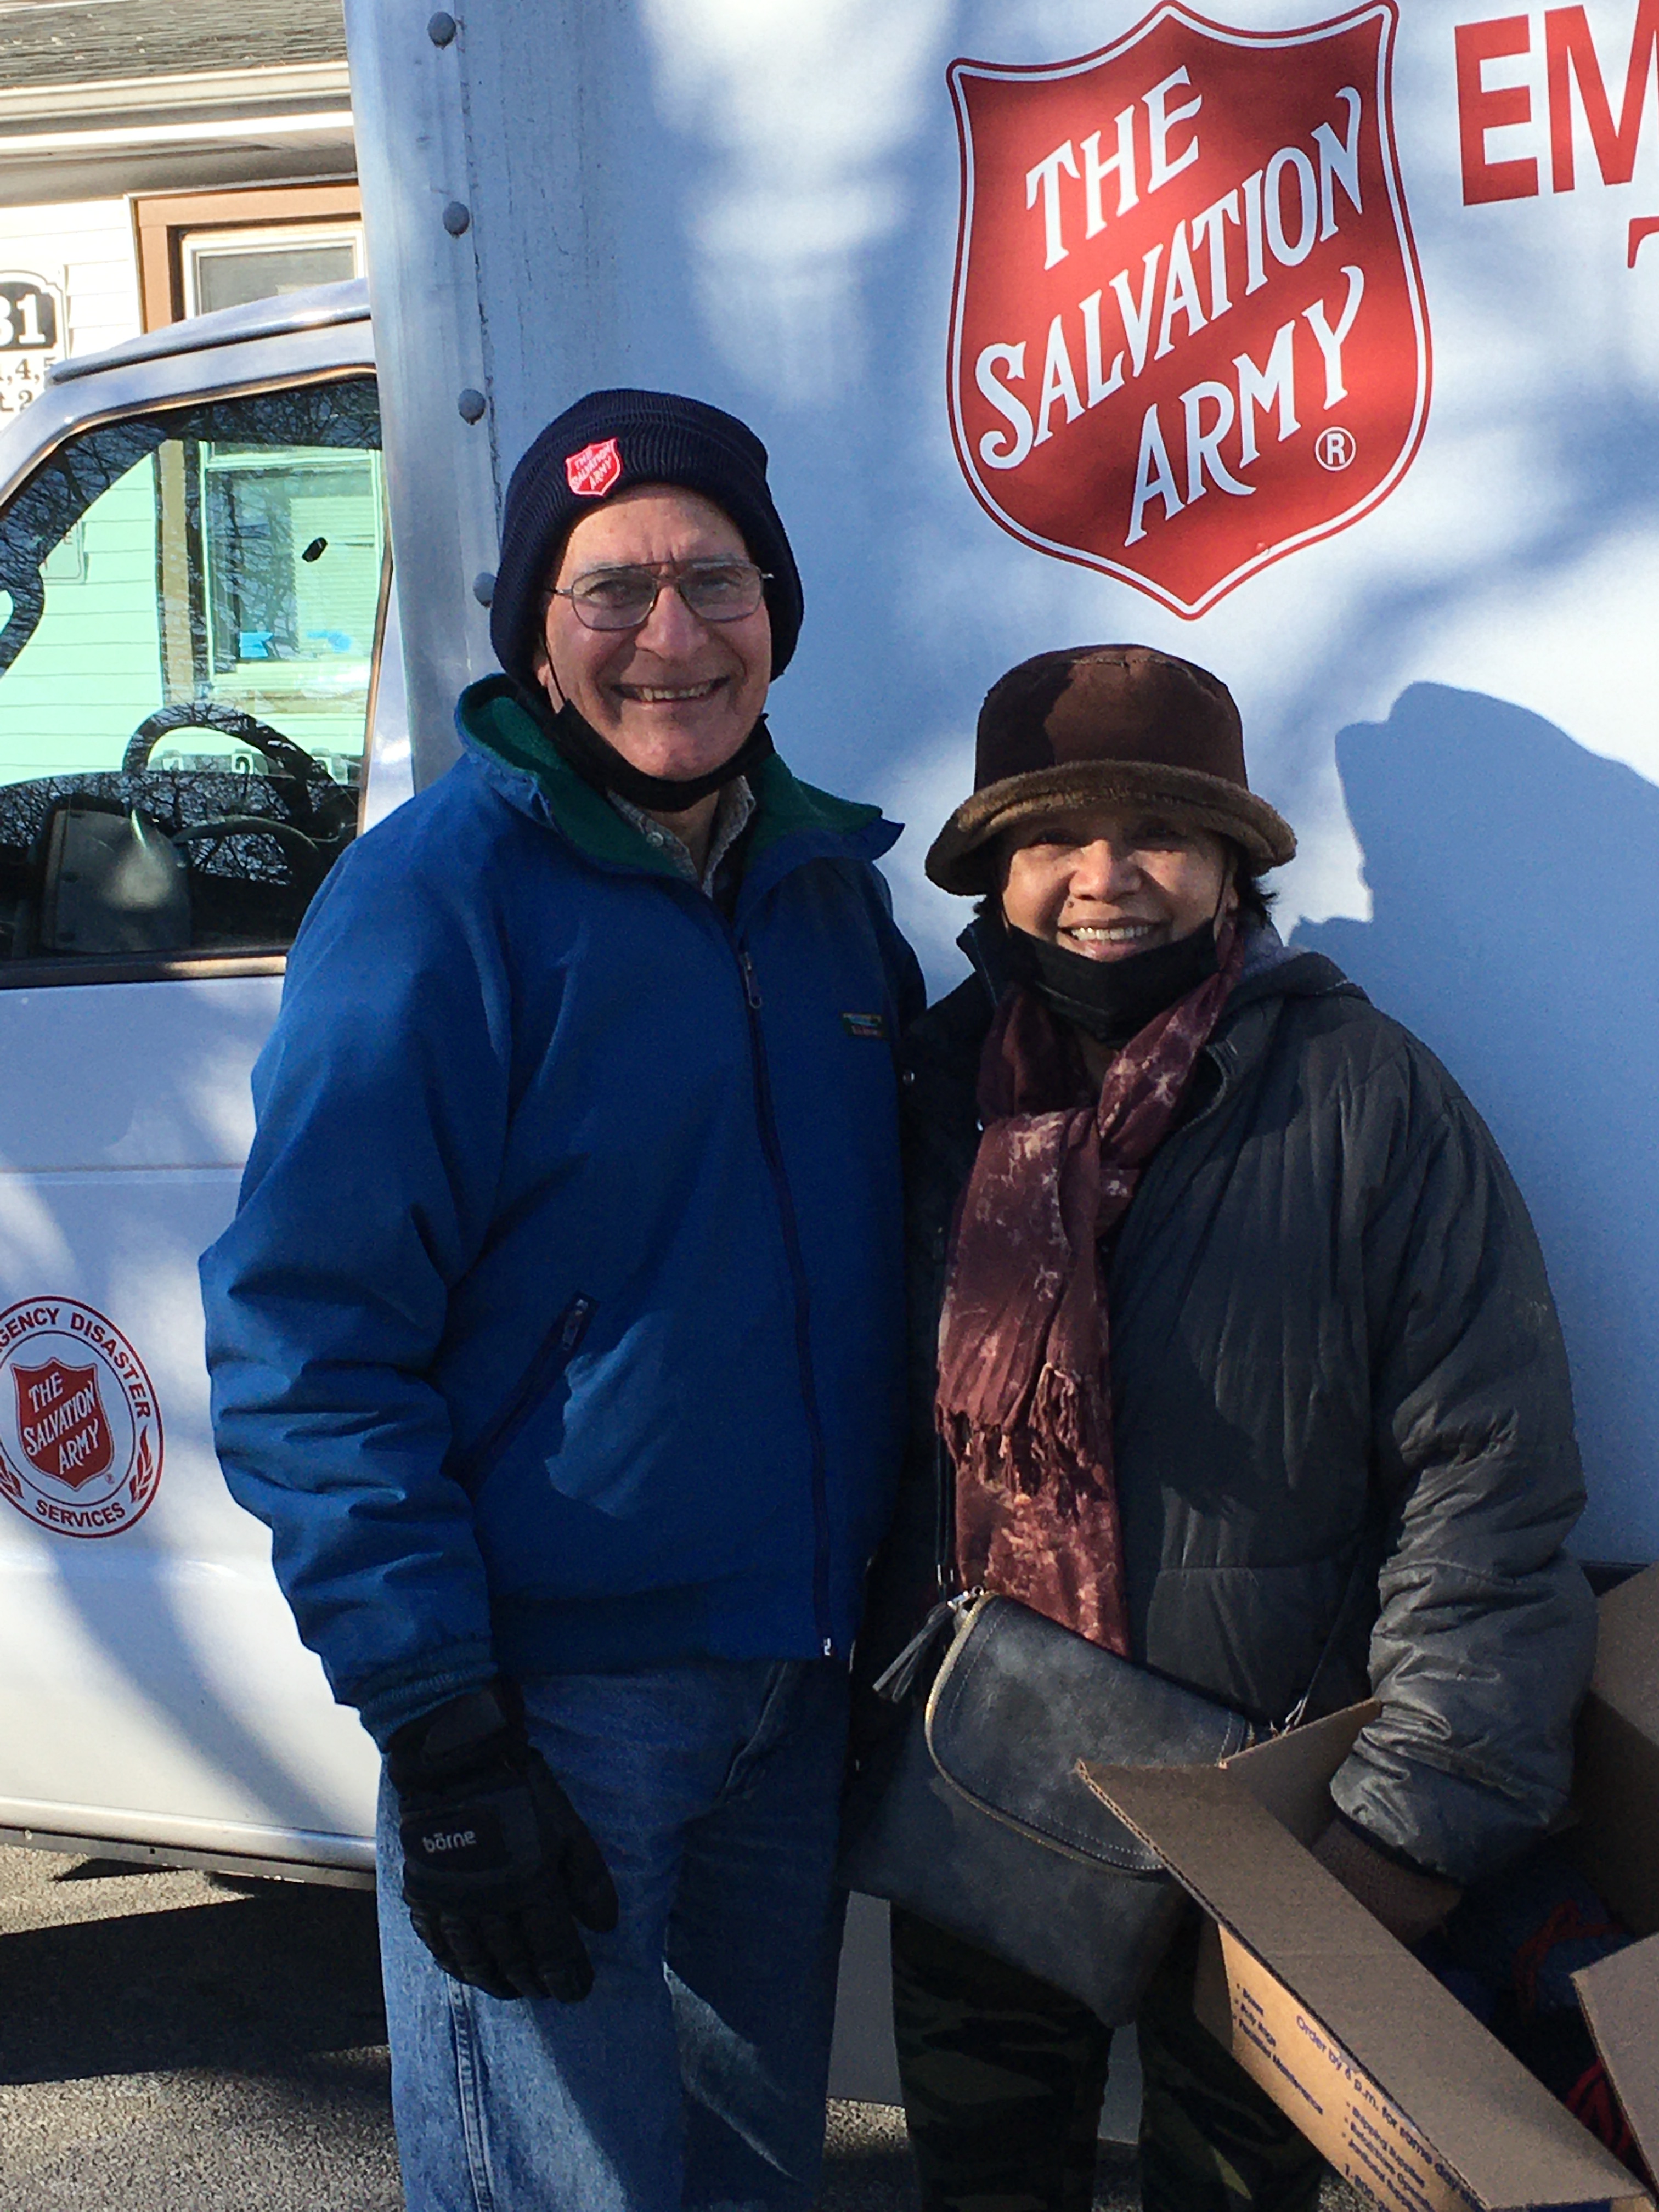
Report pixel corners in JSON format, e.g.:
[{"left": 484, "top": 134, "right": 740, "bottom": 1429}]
[{"left": 565, "top": 437, "right": 623, "bottom": 498}]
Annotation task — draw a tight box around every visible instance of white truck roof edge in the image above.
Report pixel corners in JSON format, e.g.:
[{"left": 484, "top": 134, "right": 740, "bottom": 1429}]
[{"left": 47, "top": 279, "right": 372, "bottom": 388}]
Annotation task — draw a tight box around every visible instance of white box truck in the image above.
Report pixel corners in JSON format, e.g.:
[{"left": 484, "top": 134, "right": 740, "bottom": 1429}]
[{"left": 0, "top": 0, "right": 1651, "bottom": 2100}]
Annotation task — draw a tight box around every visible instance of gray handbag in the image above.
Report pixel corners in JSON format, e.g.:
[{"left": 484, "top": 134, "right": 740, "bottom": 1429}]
[{"left": 837, "top": 1591, "right": 1258, "bottom": 2025}]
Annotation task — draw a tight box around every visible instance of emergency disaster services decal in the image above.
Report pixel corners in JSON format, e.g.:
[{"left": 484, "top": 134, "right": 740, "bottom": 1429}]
[
  {"left": 947, "top": 2, "right": 1430, "bottom": 616},
  {"left": 0, "top": 1299, "right": 162, "bottom": 1538}
]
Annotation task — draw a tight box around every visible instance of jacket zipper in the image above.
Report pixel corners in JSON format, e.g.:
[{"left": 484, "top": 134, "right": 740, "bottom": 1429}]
[
  {"left": 736, "top": 944, "right": 837, "bottom": 1659},
  {"left": 453, "top": 1292, "right": 596, "bottom": 1492}
]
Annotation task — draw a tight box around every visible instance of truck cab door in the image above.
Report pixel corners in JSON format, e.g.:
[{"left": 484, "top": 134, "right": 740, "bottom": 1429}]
[{"left": 0, "top": 304, "right": 402, "bottom": 1875}]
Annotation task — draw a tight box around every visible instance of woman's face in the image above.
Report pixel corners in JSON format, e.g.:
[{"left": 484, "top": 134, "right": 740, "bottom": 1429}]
[
  {"left": 999, "top": 805, "right": 1236, "bottom": 961},
  {"left": 535, "top": 484, "right": 771, "bottom": 781}
]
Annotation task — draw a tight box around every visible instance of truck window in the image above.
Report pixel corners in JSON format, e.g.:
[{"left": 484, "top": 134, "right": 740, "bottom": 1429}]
[{"left": 0, "top": 375, "right": 382, "bottom": 978}]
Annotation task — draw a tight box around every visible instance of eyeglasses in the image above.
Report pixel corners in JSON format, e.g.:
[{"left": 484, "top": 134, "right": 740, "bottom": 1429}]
[{"left": 550, "top": 558, "right": 772, "bottom": 633}]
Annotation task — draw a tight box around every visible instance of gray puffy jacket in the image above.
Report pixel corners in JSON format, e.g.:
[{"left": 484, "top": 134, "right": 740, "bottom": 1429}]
[{"left": 860, "top": 923, "right": 1595, "bottom": 1886}]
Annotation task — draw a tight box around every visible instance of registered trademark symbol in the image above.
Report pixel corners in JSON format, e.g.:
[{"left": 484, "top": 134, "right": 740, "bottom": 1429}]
[{"left": 1314, "top": 427, "right": 1357, "bottom": 471}]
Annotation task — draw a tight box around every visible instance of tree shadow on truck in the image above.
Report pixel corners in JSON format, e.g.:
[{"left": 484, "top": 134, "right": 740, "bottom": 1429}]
[{"left": 1292, "top": 682, "right": 1659, "bottom": 1564}]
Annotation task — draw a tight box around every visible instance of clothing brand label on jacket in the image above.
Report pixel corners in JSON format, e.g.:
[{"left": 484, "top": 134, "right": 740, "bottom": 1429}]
[{"left": 946, "top": 4, "right": 1429, "bottom": 617}]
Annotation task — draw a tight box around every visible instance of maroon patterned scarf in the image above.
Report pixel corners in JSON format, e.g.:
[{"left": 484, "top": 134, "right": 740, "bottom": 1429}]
[{"left": 936, "top": 921, "right": 1245, "bottom": 1653}]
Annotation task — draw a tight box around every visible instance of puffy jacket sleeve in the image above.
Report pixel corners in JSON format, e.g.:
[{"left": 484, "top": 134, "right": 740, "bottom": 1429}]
[
  {"left": 1330, "top": 1054, "right": 1596, "bottom": 1884},
  {"left": 199, "top": 816, "right": 515, "bottom": 1746}
]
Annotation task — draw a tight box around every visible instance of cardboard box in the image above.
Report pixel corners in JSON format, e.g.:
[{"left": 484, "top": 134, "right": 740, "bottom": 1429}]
[
  {"left": 1083, "top": 1567, "right": 1659, "bottom": 2212},
  {"left": 1570, "top": 1567, "right": 1659, "bottom": 1941}
]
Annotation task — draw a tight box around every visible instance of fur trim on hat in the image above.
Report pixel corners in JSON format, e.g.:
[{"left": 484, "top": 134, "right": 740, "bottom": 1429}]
[{"left": 925, "top": 760, "right": 1296, "bottom": 894}]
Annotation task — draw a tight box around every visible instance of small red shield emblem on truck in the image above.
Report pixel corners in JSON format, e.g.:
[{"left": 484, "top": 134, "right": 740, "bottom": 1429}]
[
  {"left": 13, "top": 1358, "right": 111, "bottom": 1488},
  {"left": 946, "top": 2, "right": 1429, "bottom": 616}
]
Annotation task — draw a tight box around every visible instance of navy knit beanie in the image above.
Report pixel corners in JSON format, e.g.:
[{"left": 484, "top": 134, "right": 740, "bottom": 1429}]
[{"left": 490, "top": 388, "right": 804, "bottom": 688}]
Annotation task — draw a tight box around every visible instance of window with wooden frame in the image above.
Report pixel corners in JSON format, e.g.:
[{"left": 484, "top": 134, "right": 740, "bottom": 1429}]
[{"left": 132, "top": 184, "right": 364, "bottom": 333}]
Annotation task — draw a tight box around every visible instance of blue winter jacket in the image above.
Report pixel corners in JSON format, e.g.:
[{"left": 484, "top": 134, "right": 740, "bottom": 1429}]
[{"left": 201, "top": 680, "right": 923, "bottom": 1746}]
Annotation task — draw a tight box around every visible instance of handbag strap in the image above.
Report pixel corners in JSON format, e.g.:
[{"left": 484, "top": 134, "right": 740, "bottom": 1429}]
[
  {"left": 906, "top": 1425, "right": 1376, "bottom": 1736},
  {"left": 873, "top": 1590, "right": 974, "bottom": 1706}
]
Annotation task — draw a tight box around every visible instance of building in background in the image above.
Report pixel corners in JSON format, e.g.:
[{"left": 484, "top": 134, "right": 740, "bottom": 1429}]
[{"left": 0, "top": 0, "right": 357, "bottom": 414}]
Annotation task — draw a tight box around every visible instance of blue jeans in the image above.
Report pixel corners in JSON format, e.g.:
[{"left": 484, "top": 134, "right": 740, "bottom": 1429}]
[{"left": 376, "top": 1658, "right": 850, "bottom": 2212}]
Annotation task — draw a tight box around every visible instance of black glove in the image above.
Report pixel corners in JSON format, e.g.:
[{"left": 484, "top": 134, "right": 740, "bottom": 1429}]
[{"left": 386, "top": 1683, "right": 618, "bottom": 2002}]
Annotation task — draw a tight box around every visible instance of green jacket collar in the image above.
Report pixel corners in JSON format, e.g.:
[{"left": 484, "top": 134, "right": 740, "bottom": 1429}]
[{"left": 456, "top": 674, "right": 882, "bottom": 877}]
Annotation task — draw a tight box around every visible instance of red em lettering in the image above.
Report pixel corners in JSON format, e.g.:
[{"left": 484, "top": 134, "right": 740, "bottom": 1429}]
[
  {"left": 1545, "top": 0, "right": 1659, "bottom": 187},
  {"left": 1456, "top": 15, "right": 1541, "bottom": 201}
]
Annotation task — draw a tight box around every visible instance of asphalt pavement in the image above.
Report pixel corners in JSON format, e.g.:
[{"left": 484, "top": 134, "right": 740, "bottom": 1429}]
[{"left": 0, "top": 1844, "right": 1365, "bottom": 2210}]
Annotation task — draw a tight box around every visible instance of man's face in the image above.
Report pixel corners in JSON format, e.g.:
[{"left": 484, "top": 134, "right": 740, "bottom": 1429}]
[
  {"left": 999, "top": 804, "right": 1235, "bottom": 960},
  {"left": 536, "top": 484, "right": 772, "bottom": 782}
]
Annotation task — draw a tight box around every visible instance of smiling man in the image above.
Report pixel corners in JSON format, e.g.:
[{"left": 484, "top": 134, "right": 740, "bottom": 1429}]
[
  {"left": 853, "top": 644, "right": 1594, "bottom": 2212},
  {"left": 200, "top": 390, "right": 922, "bottom": 2212}
]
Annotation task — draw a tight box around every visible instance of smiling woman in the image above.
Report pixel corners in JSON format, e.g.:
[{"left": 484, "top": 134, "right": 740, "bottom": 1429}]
[
  {"left": 996, "top": 803, "right": 1238, "bottom": 1081},
  {"left": 850, "top": 640, "right": 1597, "bottom": 2212},
  {"left": 998, "top": 807, "right": 1235, "bottom": 962}
]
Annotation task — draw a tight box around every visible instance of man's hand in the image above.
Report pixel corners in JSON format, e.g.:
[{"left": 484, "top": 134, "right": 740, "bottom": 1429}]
[
  {"left": 387, "top": 1684, "right": 619, "bottom": 2001},
  {"left": 1311, "top": 1815, "right": 1462, "bottom": 1948}
]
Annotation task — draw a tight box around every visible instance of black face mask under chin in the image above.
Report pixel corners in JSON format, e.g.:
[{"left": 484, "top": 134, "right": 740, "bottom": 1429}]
[
  {"left": 518, "top": 683, "right": 774, "bottom": 811},
  {"left": 1008, "top": 918, "right": 1220, "bottom": 1046}
]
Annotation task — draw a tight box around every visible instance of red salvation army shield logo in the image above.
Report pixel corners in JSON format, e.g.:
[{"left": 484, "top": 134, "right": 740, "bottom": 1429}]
[
  {"left": 566, "top": 437, "right": 623, "bottom": 497},
  {"left": 947, "top": 2, "right": 1429, "bottom": 616},
  {"left": 12, "top": 1358, "right": 111, "bottom": 1487},
  {"left": 0, "top": 1299, "right": 162, "bottom": 1537}
]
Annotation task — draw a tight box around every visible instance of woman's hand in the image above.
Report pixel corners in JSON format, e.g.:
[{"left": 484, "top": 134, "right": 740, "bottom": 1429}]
[{"left": 1311, "top": 1816, "right": 1462, "bottom": 1946}]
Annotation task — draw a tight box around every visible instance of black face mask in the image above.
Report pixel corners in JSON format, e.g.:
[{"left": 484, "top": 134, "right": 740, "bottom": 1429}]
[
  {"left": 1008, "top": 918, "right": 1220, "bottom": 1045},
  {"left": 519, "top": 684, "right": 774, "bottom": 811}
]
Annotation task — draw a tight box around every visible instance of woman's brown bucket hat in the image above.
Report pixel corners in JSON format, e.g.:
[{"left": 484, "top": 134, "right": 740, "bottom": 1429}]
[{"left": 926, "top": 644, "right": 1296, "bottom": 895}]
